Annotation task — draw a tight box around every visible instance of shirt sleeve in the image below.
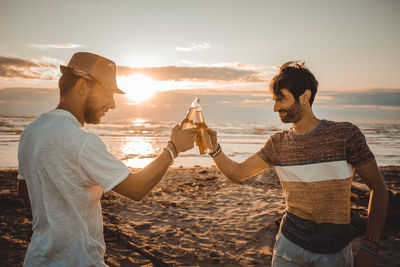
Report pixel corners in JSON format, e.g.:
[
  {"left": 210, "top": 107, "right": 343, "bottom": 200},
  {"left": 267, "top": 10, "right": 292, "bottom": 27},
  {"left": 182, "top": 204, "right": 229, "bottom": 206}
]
[
  {"left": 345, "top": 124, "right": 375, "bottom": 167},
  {"left": 257, "top": 136, "right": 274, "bottom": 165},
  {"left": 80, "top": 134, "right": 131, "bottom": 192}
]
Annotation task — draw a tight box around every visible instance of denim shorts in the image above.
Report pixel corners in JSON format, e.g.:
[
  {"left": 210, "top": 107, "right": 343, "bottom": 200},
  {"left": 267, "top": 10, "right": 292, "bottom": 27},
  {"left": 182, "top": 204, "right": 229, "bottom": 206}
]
[{"left": 272, "top": 232, "right": 353, "bottom": 267}]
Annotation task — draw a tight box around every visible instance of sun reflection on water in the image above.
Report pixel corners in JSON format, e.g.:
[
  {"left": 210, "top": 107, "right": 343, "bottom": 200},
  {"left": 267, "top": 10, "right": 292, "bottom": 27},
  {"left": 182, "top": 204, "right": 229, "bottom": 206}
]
[
  {"left": 122, "top": 137, "right": 158, "bottom": 168},
  {"left": 122, "top": 137, "right": 154, "bottom": 156},
  {"left": 131, "top": 118, "right": 149, "bottom": 127},
  {"left": 121, "top": 119, "right": 160, "bottom": 168}
]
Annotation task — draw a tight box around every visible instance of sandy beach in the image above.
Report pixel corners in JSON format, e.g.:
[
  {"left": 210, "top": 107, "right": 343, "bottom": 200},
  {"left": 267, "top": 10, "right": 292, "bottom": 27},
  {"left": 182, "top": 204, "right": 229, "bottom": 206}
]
[{"left": 0, "top": 166, "right": 399, "bottom": 266}]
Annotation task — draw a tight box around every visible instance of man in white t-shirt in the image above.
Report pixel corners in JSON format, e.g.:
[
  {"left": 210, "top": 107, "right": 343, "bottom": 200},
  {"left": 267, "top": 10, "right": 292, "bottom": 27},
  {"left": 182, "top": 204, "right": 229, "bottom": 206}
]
[{"left": 17, "top": 52, "right": 196, "bottom": 266}]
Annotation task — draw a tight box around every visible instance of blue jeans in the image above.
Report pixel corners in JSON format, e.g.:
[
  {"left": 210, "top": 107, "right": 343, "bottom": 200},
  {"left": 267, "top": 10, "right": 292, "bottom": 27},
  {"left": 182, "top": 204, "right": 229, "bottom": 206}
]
[{"left": 272, "top": 232, "right": 353, "bottom": 267}]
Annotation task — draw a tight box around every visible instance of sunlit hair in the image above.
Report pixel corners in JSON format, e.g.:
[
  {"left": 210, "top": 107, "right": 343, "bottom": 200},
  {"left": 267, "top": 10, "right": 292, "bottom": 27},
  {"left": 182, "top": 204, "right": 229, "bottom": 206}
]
[
  {"left": 58, "top": 68, "right": 96, "bottom": 97},
  {"left": 269, "top": 61, "right": 318, "bottom": 106}
]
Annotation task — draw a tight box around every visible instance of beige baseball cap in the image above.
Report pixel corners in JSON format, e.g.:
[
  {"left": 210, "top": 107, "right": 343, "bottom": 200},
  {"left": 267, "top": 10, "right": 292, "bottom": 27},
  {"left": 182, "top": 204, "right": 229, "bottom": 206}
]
[{"left": 60, "top": 52, "right": 124, "bottom": 94}]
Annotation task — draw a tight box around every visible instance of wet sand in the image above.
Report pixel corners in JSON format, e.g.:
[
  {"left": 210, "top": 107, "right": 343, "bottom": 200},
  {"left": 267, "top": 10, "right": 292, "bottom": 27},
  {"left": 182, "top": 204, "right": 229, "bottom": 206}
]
[{"left": 0, "top": 166, "right": 399, "bottom": 266}]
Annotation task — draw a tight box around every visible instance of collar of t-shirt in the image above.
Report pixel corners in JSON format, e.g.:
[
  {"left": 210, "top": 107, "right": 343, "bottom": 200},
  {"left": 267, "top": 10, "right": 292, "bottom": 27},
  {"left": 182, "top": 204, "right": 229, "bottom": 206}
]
[
  {"left": 50, "top": 109, "right": 82, "bottom": 127},
  {"left": 289, "top": 119, "right": 326, "bottom": 138}
]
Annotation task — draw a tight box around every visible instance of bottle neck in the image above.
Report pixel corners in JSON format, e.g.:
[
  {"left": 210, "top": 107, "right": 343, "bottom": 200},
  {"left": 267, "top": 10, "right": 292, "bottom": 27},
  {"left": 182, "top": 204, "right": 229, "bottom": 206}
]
[
  {"left": 185, "top": 107, "right": 196, "bottom": 120},
  {"left": 196, "top": 109, "right": 205, "bottom": 123}
]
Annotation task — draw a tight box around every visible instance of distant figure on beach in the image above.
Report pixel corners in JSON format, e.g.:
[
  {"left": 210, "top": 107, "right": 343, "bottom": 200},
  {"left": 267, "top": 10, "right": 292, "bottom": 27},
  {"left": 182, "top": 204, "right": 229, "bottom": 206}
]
[
  {"left": 17, "top": 52, "right": 195, "bottom": 266},
  {"left": 207, "top": 61, "right": 388, "bottom": 267}
]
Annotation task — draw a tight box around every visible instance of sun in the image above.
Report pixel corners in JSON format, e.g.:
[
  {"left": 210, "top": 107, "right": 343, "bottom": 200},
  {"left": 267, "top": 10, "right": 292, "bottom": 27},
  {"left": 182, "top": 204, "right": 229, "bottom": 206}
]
[{"left": 117, "top": 74, "right": 158, "bottom": 103}]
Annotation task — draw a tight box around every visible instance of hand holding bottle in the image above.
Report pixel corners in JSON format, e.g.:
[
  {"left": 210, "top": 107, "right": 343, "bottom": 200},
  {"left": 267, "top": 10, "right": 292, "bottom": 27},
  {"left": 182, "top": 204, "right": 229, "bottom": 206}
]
[
  {"left": 169, "top": 125, "right": 196, "bottom": 156},
  {"left": 207, "top": 128, "right": 218, "bottom": 153}
]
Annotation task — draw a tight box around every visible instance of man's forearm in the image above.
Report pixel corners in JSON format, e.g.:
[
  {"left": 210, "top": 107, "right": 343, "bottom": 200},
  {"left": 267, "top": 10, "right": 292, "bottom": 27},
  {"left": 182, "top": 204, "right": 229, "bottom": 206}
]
[
  {"left": 114, "top": 125, "right": 195, "bottom": 201},
  {"left": 355, "top": 160, "right": 389, "bottom": 243},
  {"left": 113, "top": 148, "right": 172, "bottom": 201},
  {"left": 212, "top": 152, "right": 268, "bottom": 183},
  {"left": 134, "top": 149, "right": 172, "bottom": 196},
  {"left": 366, "top": 183, "right": 388, "bottom": 242},
  {"left": 212, "top": 151, "right": 242, "bottom": 182}
]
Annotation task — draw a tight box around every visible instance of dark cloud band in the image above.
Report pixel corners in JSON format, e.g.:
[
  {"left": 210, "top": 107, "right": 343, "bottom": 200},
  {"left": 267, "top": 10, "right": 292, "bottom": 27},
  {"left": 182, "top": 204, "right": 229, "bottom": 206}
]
[
  {"left": 117, "top": 66, "right": 267, "bottom": 83},
  {"left": 0, "top": 56, "right": 57, "bottom": 80},
  {"left": 1, "top": 56, "right": 267, "bottom": 83}
]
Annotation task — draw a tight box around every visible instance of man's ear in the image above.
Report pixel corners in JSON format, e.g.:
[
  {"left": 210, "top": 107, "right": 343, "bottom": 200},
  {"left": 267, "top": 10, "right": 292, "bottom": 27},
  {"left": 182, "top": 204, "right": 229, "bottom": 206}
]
[
  {"left": 75, "top": 78, "right": 90, "bottom": 97},
  {"left": 301, "top": 89, "right": 311, "bottom": 105}
]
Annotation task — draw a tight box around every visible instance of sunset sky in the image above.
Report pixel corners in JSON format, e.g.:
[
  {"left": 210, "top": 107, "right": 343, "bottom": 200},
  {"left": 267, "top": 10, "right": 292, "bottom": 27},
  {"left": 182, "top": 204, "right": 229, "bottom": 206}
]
[{"left": 1, "top": 0, "right": 399, "bottom": 123}]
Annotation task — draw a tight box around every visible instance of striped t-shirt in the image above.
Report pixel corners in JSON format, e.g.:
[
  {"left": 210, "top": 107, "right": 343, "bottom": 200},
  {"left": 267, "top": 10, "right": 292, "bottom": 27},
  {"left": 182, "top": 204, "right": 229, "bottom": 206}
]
[{"left": 257, "top": 120, "right": 374, "bottom": 253}]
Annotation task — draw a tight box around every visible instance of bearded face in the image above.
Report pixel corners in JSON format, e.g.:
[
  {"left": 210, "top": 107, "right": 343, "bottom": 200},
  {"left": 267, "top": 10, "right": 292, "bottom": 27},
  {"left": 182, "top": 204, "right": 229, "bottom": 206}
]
[
  {"left": 83, "top": 83, "right": 114, "bottom": 124},
  {"left": 83, "top": 94, "right": 102, "bottom": 124},
  {"left": 277, "top": 100, "right": 303, "bottom": 123},
  {"left": 271, "top": 88, "right": 305, "bottom": 123}
]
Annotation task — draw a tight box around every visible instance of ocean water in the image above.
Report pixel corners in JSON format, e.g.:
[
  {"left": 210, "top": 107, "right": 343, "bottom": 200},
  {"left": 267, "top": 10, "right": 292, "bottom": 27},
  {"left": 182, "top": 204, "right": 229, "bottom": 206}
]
[{"left": 1, "top": 114, "right": 399, "bottom": 169}]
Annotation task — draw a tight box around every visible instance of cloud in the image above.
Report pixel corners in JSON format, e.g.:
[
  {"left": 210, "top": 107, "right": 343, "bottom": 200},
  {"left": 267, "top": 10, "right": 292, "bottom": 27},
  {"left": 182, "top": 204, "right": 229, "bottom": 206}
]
[
  {"left": 313, "top": 95, "right": 335, "bottom": 103},
  {"left": 240, "top": 98, "right": 271, "bottom": 105},
  {"left": 316, "top": 89, "right": 400, "bottom": 107},
  {"left": 1, "top": 55, "right": 267, "bottom": 84},
  {"left": 176, "top": 42, "right": 212, "bottom": 52},
  {"left": 0, "top": 56, "right": 58, "bottom": 80},
  {"left": 117, "top": 65, "right": 267, "bottom": 83},
  {"left": 180, "top": 60, "right": 266, "bottom": 70},
  {"left": 39, "top": 56, "right": 65, "bottom": 65},
  {"left": 317, "top": 104, "right": 400, "bottom": 111},
  {"left": 27, "top": 43, "right": 84, "bottom": 50}
]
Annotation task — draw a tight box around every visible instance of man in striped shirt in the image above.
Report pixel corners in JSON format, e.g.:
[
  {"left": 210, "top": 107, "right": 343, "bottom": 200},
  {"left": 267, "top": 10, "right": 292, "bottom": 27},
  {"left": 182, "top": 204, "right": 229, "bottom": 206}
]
[{"left": 208, "top": 61, "right": 388, "bottom": 267}]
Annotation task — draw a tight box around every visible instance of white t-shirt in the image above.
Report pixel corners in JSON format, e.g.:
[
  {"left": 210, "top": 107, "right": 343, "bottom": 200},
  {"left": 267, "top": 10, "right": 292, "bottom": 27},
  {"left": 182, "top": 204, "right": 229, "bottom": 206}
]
[{"left": 18, "top": 109, "right": 130, "bottom": 267}]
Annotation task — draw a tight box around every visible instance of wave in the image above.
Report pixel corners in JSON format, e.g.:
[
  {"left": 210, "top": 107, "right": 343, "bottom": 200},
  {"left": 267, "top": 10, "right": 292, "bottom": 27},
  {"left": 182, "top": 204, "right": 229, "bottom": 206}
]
[{"left": 1, "top": 115, "right": 400, "bottom": 167}]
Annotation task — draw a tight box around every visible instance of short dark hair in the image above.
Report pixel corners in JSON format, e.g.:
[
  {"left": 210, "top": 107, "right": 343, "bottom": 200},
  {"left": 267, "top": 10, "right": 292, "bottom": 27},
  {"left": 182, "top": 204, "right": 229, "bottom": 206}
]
[
  {"left": 269, "top": 61, "right": 318, "bottom": 106},
  {"left": 58, "top": 68, "right": 96, "bottom": 97}
]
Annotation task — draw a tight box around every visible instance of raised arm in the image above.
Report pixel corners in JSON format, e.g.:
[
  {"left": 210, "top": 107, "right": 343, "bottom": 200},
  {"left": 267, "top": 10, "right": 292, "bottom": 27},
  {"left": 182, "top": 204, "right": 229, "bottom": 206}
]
[
  {"left": 113, "top": 125, "right": 195, "bottom": 201},
  {"left": 208, "top": 128, "right": 269, "bottom": 183},
  {"left": 354, "top": 159, "right": 389, "bottom": 267}
]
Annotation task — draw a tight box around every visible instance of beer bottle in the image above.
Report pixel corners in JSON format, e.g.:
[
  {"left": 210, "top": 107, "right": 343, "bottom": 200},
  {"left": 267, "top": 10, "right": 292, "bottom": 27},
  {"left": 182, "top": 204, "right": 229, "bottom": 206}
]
[
  {"left": 195, "top": 101, "right": 213, "bottom": 154},
  {"left": 180, "top": 97, "right": 199, "bottom": 130}
]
